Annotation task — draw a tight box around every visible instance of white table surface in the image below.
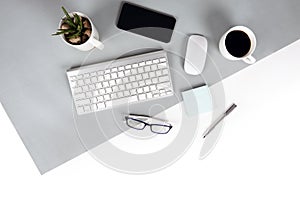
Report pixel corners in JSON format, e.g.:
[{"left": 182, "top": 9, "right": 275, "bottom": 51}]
[{"left": 1, "top": 39, "right": 299, "bottom": 199}]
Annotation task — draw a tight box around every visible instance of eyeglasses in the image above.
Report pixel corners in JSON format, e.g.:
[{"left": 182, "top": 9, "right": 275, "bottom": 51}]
[{"left": 125, "top": 115, "right": 173, "bottom": 134}]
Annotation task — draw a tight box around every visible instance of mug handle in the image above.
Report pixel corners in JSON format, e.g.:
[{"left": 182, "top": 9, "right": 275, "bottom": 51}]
[
  {"left": 90, "top": 37, "right": 104, "bottom": 50},
  {"left": 243, "top": 55, "right": 256, "bottom": 64}
]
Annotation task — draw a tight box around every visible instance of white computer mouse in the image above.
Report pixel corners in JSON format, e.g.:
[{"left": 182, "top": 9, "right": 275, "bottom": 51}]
[{"left": 184, "top": 35, "right": 208, "bottom": 75}]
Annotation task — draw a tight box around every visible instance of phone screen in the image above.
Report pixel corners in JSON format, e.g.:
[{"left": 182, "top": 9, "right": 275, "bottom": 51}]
[{"left": 117, "top": 2, "right": 176, "bottom": 43}]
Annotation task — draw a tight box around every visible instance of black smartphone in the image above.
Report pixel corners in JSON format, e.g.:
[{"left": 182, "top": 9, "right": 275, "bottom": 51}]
[{"left": 117, "top": 2, "right": 176, "bottom": 43}]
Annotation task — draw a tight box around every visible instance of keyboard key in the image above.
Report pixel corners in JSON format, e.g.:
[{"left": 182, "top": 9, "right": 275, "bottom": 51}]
[
  {"left": 111, "top": 68, "right": 118, "bottom": 72},
  {"left": 85, "top": 79, "right": 91, "bottom": 84},
  {"left": 129, "top": 76, "right": 136, "bottom": 82},
  {"left": 151, "top": 65, "right": 158, "bottom": 71},
  {"left": 104, "top": 94, "right": 110, "bottom": 100},
  {"left": 124, "top": 91, "right": 130, "bottom": 97},
  {"left": 75, "top": 93, "right": 85, "bottom": 100},
  {"left": 77, "top": 99, "right": 90, "bottom": 106},
  {"left": 91, "top": 97, "right": 98, "bottom": 104},
  {"left": 156, "top": 70, "right": 162, "bottom": 76},
  {"left": 146, "top": 92, "right": 153, "bottom": 99},
  {"left": 153, "top": 59, "right": 159, "bottom": 64},
  {"left": 145, "top": 79, "right": 152, "bottom": 85},
  {"left": 143, "top": 86, "right": 150, "bottom": 92},
  {"left": 146, "top": 60, "right": 152, "bottom": 65},
  {"left": 131, "top": 68, "right": 138, "bottom": 75},
  {"left": 77, "top": 107, "right": 84, "bottom": 114},
  {"left": 111, "top": 93, "right": 117, "bottom": 99},
  {"left": 102, "top": 81, "right": 109, "bottom": 88},
  {"left": 157, "top": 82, "right": 171, "bottom": 89},
  {"left": 136, "top": 74, "right": 142, "bottom": 81},
  {"left": 82, "top": 85, "right": 89, "bottom": 92},
  {"left": 97, "top": 102, "right": 106, "bottom": 109},
  {"left": 109, "top": 80, "right": 116, "bottom": 86},
  {"left": 139, "top": 81, "right": 146, "bottom": 87},
  {"left": 116, "top": 79, "right": 122, "bottom": 85},
  {"left": 118, "top": 66, "right": 125, "bottom": 71},
  {"left": 149, "top": 72, "right": 156, "bottom": 78},
  {"left": 132, "top": 82, "right": 138, "bottom": 88},
  {"left": 138, "top": 94, "right": 146, "bottom": 100},
  {"left": 159, "top": 76, "right": 169, "bottom": 82},
  {"left": 152, "top": 78, "right": 158, "bottom": 84},
  {"left": 104, "top": 69, "right": 111, "bottom": 74},
  {"left": 91, "top": 72, "right": 97, "bottom": 76},
  {"left": 97, "top": 71, "right": 104, "bottom": 75},
  {"left": 98, "top": 76, "right": 104, "bottom": 82},
  {"left": 99, "top": 89, "right": 105, "bottom": 95},
  {"left": 144, "top": 66, "right": 151, "bottom": 72},
  {"left": 112, "top": 86, "right": 119, "bottom": 92},
  {"left": 123, "top": 77, "right": 129, "bottom": 83},
  {"left": 111, "top": 73, "right": 117, "bottom": 79},
  {"left": 74, "top": 87, "right": 82, "bottom": 94},
  {"left": 125, "top": 83, "right": 132, "bottom": 90},
  {"left": 119, "top": 85, "right": 125, "bottom": 91},
  {"left": 138, "top": 67, "right": 144, "bottom": 73},
  {"left": 132, "top": 63, "right": 139, "bottom": 68},
  {"left": 139, "top": 61, "right": 145, "bottom": 66},
  {"left": 118, "top": 71, "right": 125, "bottom": 78},
  {"left": 104, "top": 74, "right": 111, "bottom": 80},
  {"left": 86, "top": 92, "right": 92, "bottom": 98},
  {"left": 97, "top": 96, "right": 104, "bottom": 102},
  {"left": 137, "top": 88, "right": 143, "bottom": 94},
  {"left": 160, "top": 57, "right": 167, "bottom": 62},
  {"left": 125, "top": 65, "right": 132, "bottom": 69},
  {"left": 96, "top": 83, "right": 102, "bottom": 89},
  {"left": 166, "top": 90, "right": 173, "bottom": 95},
  {"left": 70, "top": 81, "right": 77, "bottom": 88},
  {"left": 89, "top": 84, "right": 96, "bottom": 90},
  {"left": 124, "top": 70, "right": 131, "bottom": 76},
  {"left": 130, "top": 89, "right": 137, "bottom": 95},
  {"left": 150, "top": 85, "right": 157, "bottom": 91},
  {"left": 106, "top": 88, "right": 113, "bottom": 94},
  {"left": 162, "top": 69, "right": 169, "bottom": 75},
  {"left": 91, "top": 104, "right": 98, "bottom": 111},
  {"left": 78, "top": 80, "right": 84, "bottom": 86},
  {"left": 130, "top": 95, "right": 138, "bottom": 102},
  {"left": 84, "top": 105, "right": 91, "bottom": 112},
  {"left": 158, "top": 62, "right": 167, "bottom": 69},
  {"left": 93, "top": 90, "right": 99, "bottom": 96},
  {"left": 143, "top": 73, "right": 149, "bottom": 79},
  {"left": 117, "top": 92, "right": 124, "bottom": 98}
]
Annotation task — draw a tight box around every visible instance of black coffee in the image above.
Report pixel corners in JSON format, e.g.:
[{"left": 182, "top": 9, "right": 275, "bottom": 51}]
[{"left": 225, "top": 30, "right": 251, "bottom": 58}]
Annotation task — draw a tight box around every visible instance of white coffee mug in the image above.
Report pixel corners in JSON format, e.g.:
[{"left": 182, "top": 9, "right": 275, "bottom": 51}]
[
  {"left": 219, "top": 26, "right": 256, "bottom": 64},
  {"left": 59, "top": 12, "right": 104, "bottom": 51}
]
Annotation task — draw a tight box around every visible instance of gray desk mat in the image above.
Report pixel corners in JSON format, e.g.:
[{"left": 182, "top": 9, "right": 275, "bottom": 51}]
[{"left": 0, "top": 0, "right": 299, "bottom": 174}]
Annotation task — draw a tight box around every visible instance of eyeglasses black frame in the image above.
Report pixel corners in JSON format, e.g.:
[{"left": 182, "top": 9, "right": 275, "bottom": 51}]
[{"left": 125, "top": 116, "right": 173, "bottom": 134}]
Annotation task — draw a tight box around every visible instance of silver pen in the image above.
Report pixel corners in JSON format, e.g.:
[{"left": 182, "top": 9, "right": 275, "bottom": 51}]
[{"left": 203, "top": 104, "right": 237, "bottom": 138}]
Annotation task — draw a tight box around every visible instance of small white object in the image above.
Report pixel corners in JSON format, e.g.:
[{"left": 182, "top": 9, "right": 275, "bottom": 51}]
[
  {"left": 184, "top": 35, "right": 208, "bottom": 75},
  {"left": 67, "top": 51, "right": 174, "bottom": 115},
  {"left": 181, "top": 85, "right": 212, "bottom": 116}
]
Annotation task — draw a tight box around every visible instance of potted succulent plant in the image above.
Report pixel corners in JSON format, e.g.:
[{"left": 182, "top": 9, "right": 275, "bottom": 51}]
[{"left": 53, "top": 7, "right": 104, "bottom": 51}]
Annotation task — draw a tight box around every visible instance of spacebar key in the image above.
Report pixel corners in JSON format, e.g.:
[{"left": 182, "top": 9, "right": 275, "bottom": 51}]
[{"left": 110, "top": 96, "right": 138, "bottom": 107}]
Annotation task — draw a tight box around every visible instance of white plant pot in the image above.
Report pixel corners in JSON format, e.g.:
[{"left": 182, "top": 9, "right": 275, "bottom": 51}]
[{"left": 58, "top": 12, "right": 104, "bottom": 51}]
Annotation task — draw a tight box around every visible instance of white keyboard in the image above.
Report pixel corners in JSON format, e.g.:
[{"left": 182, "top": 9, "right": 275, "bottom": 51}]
[{"left": 67, "top": 51, "right": 174, "bottom": 115}]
